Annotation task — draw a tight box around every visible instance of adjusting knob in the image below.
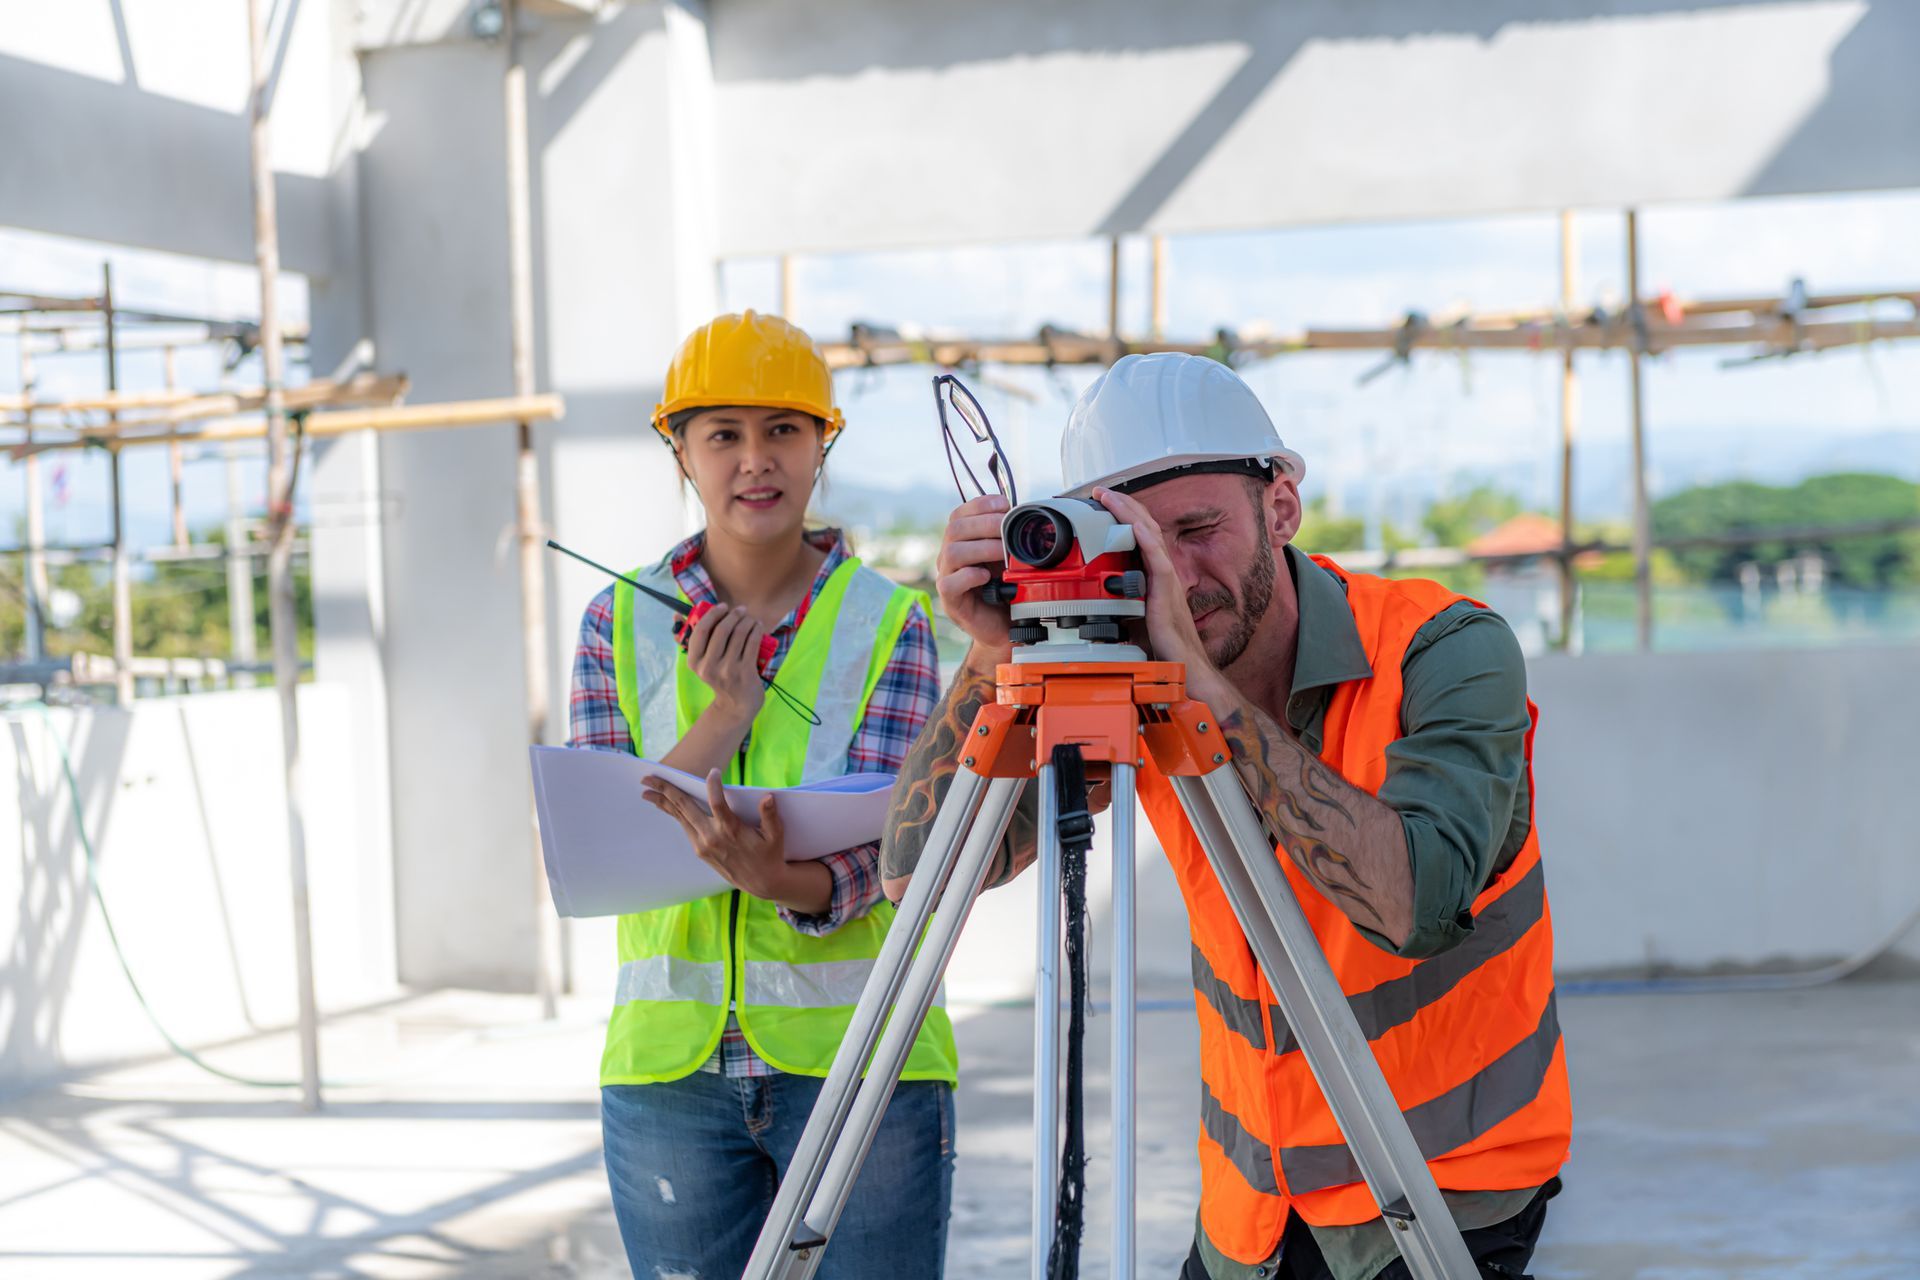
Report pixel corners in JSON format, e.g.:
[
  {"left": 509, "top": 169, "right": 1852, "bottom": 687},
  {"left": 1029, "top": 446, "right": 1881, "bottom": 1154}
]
[{"left": 980, "top": 580, "right": 1021, "bottom": 605}]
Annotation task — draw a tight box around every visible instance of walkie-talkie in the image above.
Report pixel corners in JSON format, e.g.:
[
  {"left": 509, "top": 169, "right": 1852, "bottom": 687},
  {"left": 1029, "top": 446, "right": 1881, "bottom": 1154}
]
[{"left": 546, "top": 540, "right": 813, "bottom": 724}]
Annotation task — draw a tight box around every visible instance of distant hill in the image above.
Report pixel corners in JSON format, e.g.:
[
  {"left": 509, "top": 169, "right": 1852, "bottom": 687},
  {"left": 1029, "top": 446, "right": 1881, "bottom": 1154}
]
[
  {"left": 1325, "top": 424, "right": 1920, "bottom": 524},
  {"left": 814, "top": 424, "right": 1920, "bottom": 532},
  {"left": 815, "top": 478, "right": 962, "bottom": 536}
]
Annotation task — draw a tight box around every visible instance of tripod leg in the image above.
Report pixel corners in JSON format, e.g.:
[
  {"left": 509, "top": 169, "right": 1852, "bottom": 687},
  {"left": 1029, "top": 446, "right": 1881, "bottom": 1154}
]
[
  {"left": 1169, "top": 771, "right": 1480, "bottom": 1280},
  {"left": 1031, "top": 764, "right": 1061, "bottom": 1280},
  {"left": 742, "top": 768, "right": 995, "bottom": 1280},
  {"left": 786, "top": 774, "right": 1027, "bottom": 1278},
  {"left": 1109, "top": 762, "right": 1137, "bottom": 1280}
]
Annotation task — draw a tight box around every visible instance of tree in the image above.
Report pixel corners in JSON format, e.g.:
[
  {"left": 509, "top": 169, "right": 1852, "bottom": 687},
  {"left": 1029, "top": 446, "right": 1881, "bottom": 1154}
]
[
  {"left": 1651, "top": 472, "right": 1920, "bottom": 587},
  {"left": 1423, "top": 484, "right": 1523, "bottom": 548},
  {"left": 1295, "top": 496, "right": 1365, "bottom": 554},
  {"left": 0, "top": 523, "right": 315, "bottom": 673}
]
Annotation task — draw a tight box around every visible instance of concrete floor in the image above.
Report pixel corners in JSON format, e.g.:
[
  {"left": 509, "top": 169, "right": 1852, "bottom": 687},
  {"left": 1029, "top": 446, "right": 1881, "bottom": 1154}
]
[{"left": 1, "top": 979, "right": 1915, "bottom": 1279}]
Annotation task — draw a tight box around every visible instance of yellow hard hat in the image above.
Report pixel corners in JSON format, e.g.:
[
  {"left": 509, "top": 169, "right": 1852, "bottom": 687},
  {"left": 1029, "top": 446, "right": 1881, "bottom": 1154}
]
[{"left": 651, "top": 310, "right": 845, "bottom": 442}]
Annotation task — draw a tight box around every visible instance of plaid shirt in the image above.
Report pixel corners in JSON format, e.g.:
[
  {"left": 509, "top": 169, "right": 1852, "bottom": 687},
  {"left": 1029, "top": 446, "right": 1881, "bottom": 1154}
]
[{"left": 567, "top": 527, "right": 939, "bottom": 1076}]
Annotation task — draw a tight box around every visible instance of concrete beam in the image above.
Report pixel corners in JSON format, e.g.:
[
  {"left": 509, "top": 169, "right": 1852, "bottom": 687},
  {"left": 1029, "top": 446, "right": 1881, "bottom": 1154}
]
[
  {"left": 710, "top": 0, "right": 1920, "bottom": 254},
  {"left": 0, "top": 0, "right": 340, "bottom": 273}
]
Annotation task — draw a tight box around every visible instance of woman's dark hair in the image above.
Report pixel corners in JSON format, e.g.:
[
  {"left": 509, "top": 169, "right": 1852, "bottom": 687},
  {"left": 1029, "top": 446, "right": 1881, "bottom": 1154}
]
[
  {"left": 668, "top": 406, "right": 825, "bottom": 437},
  {"left": 664, "top": 406, "right": 832, "bottom": 497}
]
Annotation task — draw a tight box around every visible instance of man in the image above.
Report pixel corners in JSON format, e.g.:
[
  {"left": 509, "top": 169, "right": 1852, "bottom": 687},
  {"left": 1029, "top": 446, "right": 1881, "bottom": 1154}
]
[{"left": 882, "top": 353, "right": 1569, "bottom": 1279}]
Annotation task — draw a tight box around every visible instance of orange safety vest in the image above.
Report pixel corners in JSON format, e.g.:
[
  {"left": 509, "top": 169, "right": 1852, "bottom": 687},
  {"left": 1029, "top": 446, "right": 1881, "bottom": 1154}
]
[{"left": 1139, "top": 556, "right": 1570, "bottom": 1265}]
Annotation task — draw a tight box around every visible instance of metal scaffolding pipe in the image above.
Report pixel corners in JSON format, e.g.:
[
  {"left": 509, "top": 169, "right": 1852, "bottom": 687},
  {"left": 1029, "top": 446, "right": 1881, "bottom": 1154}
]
[
  {"left": 102, "top": 266, "right": 134, "bottom": 707},
  {"left": 1557, "top": 211, "right": 1579, "bottom": 650},
  {"left": 1625, "top": 209, "right": 1653, "bottom": 651},
  {"left": 505, "top": 0, "right": 561, "bottom": 1018},
  {"left": 16, "top": 337, "right": 48, "bottom": 661},
  {"left": 249, "top": 0, "right": 323, "bottom": 1112}
]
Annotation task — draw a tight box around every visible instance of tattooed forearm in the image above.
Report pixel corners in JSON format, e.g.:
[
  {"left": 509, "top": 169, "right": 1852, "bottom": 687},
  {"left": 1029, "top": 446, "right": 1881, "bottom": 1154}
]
[
  {"left": 982, "top": 788, "right": 1038, "bottom": 890},
  {"left": 1214, "top": 697, "right": 1410, "bottom": 944},
  {"left": 881, "top": 647, "right": 1038, "bottom": 897},
  {"left": 1294, "top": 834, "right": 1389, "bottom": 934},
  {"left": 1299, "top": 758, "right": 1355, "bottom": 824}
]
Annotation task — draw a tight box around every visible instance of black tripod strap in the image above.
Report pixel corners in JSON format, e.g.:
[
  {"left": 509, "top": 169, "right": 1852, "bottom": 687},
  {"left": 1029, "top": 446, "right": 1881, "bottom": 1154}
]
[{"left": 1047, "top": 744, "right": 1095, "bottom": 1280}]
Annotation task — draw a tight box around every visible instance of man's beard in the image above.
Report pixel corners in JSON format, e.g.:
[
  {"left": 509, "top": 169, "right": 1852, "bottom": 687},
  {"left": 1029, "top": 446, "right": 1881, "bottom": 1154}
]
[{"left": 1187, "top": 536, "right": 1276, "bottom": 669}]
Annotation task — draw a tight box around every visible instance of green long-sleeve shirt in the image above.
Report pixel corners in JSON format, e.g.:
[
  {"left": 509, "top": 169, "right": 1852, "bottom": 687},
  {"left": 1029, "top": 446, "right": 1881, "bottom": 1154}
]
[
  {"left": 1278, "top": 544, "right": 1533, "bottom": 961},
  {"left": 1197, "top": 546, "right": 1540, "bottom": 1280}
]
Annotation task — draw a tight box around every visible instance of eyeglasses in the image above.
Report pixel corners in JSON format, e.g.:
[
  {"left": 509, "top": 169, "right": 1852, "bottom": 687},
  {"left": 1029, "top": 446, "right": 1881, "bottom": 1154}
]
[{"left": 934, "top": 373, "right": 1018, "bottom": 507}]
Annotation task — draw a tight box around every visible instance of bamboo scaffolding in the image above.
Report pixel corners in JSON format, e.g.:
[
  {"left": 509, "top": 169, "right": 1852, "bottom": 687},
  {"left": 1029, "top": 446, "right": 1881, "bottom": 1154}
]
[
  {"left": 814, "top": 248, "right": 1920, "bottom": 659},
  {"left": 21, "top": 326, "right": 306, "bottom": 356},
  {"left": 814, "top": 289, "right": 1920, "bottom": 369},
  {"left": 1626, "top": 210, "right": 1653, "bottom": 650},
  {"left": 10, "top": 388, "right": 198, "bottom": 415},
  {"left": 1, "top": 373, "right": 409, "bottom": 434},
  {"left": 2, "top": 394, "right": 561, "bottom": 457},
  {"left": 2, "top": 538, "right": 309, "bottom": 564},
  {"left": 165, "top": 346, "right": 187, "bottom": 549},
  {"left": 0, "top": 291, "right": 103, "bottom": 314},
  {"left": 3, "top": 293, "right": 306, "bottom": 361},
  {"left": 103, "top": 264, "right": 133, "bottom": 706},
  {"left": 15, "top": 338, "right": 47, "bottom": 662},
  {"left": 1150, "top": 235, "right": 1168, "bottom": 341},
  {"left": 1556, "top": 211, "right": 1579, "bottom": 650}
]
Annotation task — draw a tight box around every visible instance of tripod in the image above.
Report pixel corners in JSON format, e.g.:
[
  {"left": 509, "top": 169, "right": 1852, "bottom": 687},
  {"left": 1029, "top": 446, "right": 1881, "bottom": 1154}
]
[{"left": 742, "top": 651, "right": 1479, "bottom": 1280}]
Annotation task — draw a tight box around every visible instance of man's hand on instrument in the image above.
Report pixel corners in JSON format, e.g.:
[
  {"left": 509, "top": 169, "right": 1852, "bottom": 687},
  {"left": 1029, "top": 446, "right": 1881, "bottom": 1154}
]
[
  {"left": 935, "top": 495, "right": 1014, "bottom": 661},
  {"left": 1090, "top": 486, "right": 1229, "bottom": 703},
  {"left": 684, "top": 604, "right": 768, "bottom": 725},
  {"left": 643, "top": 768, "right": 811, "bottom": 907}
]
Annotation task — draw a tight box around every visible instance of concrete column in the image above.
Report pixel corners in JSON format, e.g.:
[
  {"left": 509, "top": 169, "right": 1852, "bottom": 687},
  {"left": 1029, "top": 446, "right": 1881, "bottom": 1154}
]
[
  {"left": 356, "top": 2, "right": 709, "bottom": 990},
  {"left": 306, "top": 0, "right": 396, "bottom": 998},
  {"left": 537, "top": 2, "right": 716, "bottom": 991}
]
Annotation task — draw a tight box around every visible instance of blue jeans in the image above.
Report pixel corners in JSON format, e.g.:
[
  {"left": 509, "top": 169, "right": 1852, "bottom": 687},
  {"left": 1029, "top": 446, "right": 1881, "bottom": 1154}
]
[{"left": 602, "top": 1072, "right": 954, "bottom": 1279}]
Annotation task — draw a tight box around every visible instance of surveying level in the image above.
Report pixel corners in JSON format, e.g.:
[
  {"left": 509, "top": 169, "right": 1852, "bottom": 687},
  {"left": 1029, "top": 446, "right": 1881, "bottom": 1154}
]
[{"left": 743, "top": 497, "right": 1478, "bottom": 1280}]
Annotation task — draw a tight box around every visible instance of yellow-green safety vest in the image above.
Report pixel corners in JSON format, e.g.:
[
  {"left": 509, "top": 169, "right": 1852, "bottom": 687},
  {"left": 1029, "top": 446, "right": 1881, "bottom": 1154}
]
[{"left": 601, "top": 552, "right": 959, "bottom": 1086}]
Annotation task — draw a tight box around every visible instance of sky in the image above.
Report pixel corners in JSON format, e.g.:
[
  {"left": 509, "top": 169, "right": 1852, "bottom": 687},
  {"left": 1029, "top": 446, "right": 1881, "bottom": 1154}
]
[
  {"left": 721, "top": 190, "right": 1920, "bottom": 524},
  {"left": 3, "top": 186, "right": 1918, "bottom": 552}
]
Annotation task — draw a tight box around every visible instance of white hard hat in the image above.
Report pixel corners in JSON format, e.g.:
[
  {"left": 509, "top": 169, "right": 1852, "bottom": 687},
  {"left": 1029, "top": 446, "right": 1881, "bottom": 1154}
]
[{"left": 1059, "top": 352, "right": 1305, "bottom": 498}]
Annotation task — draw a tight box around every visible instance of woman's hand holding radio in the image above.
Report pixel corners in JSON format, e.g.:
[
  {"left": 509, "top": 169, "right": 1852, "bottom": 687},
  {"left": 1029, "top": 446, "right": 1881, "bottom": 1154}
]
[
  {"left": 684, "top": 602, "right": 769, "bottom": 726},
  {"left": 935, "top": 494, "right": 1015, "bottom": 661}
]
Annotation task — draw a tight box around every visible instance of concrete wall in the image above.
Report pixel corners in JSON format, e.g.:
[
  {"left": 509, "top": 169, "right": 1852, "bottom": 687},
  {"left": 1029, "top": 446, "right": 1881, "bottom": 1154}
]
[
  {"left": 711, "top": 0, "right": 1920, "bottom": 254},
  {"left": 0, "top": 688, "right": 395, "bottom": 1094},
  {"left": 1528, "top": 643, "right": 1920, "bottom": 976}
]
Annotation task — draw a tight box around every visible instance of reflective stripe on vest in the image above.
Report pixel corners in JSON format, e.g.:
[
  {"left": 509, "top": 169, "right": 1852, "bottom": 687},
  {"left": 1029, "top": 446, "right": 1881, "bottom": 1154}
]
[
  {"left": 1200, "top": 1079, "right": 1279, "bottom": 1195},
  {"left": 1145, "top": 557, "right": 1569, "bottom": 1262},
  {"left": 1277, "top": 996, "right": 1564, "bottom": 1195},
  {"left": 1192, "top": 860, "right": 1550, "bottom": 1057},
  {"left": 614, "top": 954, "right": 727, "bottom": 1006},
  {"left": 799, "top": 567, "right": 898, "bottom": 782},
  {"left": 600, "top": 554, "right": 957, "bottom": 1086},
  {"left": 609, "top": 561, "right": 681, "bottom": 762}
]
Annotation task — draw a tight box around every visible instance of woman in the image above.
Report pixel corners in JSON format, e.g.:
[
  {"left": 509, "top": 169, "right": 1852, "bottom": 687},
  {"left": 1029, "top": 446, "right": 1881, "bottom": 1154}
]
[{"left": 566, "top": 310, "right": 955, "bottom": 1278}]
